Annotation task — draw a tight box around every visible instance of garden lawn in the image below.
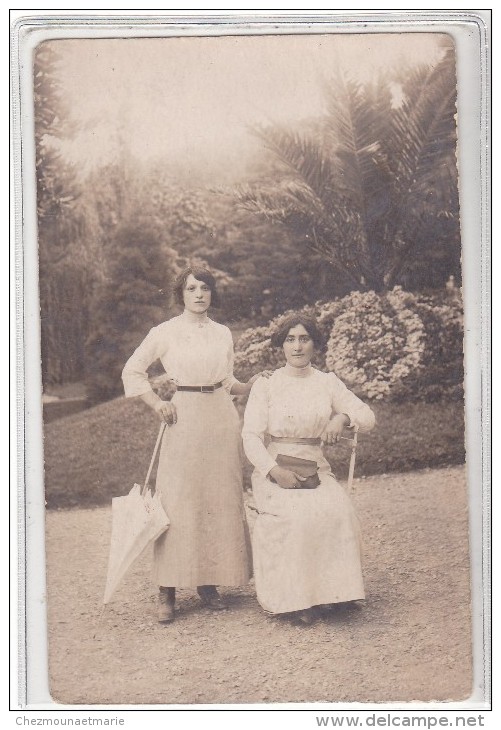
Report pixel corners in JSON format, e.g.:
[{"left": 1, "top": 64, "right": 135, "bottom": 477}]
[{"left": 43, "top": 396, "right": 465, "bottom": 509}]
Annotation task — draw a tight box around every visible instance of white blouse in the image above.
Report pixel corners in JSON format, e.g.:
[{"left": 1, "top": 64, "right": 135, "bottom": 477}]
[
  {"left": 242, "top": 364, "right": 376, "bottom": 477},
  {"left": 122, "top": 312, "right": 237, "bottom": 398}
]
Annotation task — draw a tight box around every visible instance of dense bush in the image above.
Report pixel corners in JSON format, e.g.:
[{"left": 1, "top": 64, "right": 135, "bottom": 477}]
[
  {"left": 234, "top": 287, "right": 464, "bottom": 403},
  {"left": 84, "top": 218, "right": 177, "bottom": 404}
]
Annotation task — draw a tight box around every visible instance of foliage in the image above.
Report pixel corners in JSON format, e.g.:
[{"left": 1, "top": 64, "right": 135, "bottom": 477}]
[
  {"left": 34, "top": 44, "right": 78, "bottom": 227},
  {"left": 35, "top": 43, "right": 461, "bottom": 393},
  {"left": 204, "top": 196, "right": 355, "bottom": 321},
  {"left": 121, "top": 162, "right": 358, "bottom": 321},
  {"left": 34, "top": 43, "right": 98, "bottom": 385},
  {"left": 234, "top": 287, "right": 463, "bottom": 402},
  {"left": 43, "top": 395, "right": 465, "bottom": 509},
  {"left": 149, "top": 183, "right": 355, "bottom": 322},
  {"left": 34, "top": 42, "right": 94, "bottom": 270},
  {"left": 84, "top": 217, "right": 177, "bottom": 404},
  {"left": 39, "top": 264, "right": 91, "bottom": 384},
  {"left": 237, "top": 46, "right": 460, "bottom": 293}
]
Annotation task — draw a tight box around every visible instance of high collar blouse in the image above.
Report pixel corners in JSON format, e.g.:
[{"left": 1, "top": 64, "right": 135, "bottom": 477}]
[
  {"left": 242, "top": 365, "right": 376, "bottom": 477},
  {"left": 122, "top": 312, "right": 237, "bottom": 398}
]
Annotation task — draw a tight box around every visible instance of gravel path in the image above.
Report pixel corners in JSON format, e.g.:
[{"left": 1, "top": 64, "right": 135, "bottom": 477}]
[{"left": 46, "top": 465, "right": 472, "bottom": 705}]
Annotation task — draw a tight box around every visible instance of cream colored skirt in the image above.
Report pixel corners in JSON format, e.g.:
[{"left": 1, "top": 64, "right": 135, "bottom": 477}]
[
  {"left": 251, "top": 460, "right": 365, "bottom": 614},
  {"left": 153, "top": 388, "right": 252, "bottom": 588}
]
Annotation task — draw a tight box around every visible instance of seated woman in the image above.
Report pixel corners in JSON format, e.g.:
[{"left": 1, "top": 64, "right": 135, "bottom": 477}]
[{"left": 242, "top": 313, "right": 376, "bottom": 624}]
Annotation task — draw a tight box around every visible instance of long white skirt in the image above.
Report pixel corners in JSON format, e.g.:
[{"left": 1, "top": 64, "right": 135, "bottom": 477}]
[
  {"left": 251, "top": 465, "right": 365, "bottom": 614},
  {"left": 153, "top": 388, "right": 252, "bottom": 588}
]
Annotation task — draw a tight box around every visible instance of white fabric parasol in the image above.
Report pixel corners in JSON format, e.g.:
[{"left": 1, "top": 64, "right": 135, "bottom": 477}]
[{"left": 103, "top": 423, "right": 169, "bottom": 604}]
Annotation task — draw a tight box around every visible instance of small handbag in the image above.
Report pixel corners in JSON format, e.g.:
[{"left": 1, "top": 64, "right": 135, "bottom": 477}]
[{"left": 271, "top": 454, "right": 320, "bottom": 489}]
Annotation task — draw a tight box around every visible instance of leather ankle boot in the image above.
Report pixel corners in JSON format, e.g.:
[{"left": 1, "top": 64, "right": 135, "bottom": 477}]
[
  {"left": 197, "top": 585, "right": 228, "bottom": 610},
  {"left": 158, "top": 586, "right": 175, "bottom": 623}
]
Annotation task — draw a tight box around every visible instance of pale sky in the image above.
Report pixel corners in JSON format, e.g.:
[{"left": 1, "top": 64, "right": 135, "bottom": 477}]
[{"left": 46, "top": 32, "right": 449, "bottom": 178}]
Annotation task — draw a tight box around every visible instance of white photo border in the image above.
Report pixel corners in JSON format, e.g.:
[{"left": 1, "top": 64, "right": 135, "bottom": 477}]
[{"left": 11, "top": 9, "right": 491, "bottom": 714}]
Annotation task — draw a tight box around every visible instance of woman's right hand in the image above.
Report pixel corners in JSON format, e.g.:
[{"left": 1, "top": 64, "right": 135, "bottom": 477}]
[
  {"left": 268, "top": 466, "right": 306, "bottom": 489},
  {"left": 154, "top": 400, "right": 177, "bottom": 426}
]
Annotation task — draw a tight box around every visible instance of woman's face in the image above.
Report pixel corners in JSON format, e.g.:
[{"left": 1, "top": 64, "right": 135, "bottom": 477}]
[
  {"left": 282, "top": 324, "right": 315, "bottom": 368},
  {"left": 183, "top": 273, "right": 212, "bottom": 314}
]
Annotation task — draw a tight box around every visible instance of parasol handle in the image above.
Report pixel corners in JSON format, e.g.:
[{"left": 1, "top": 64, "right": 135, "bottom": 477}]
[
  {"left": 347, "top": 425, "right": 359, "bottom": 496},
  {"left": 141, "top": 422, "right": 167, "bottom": 496}
]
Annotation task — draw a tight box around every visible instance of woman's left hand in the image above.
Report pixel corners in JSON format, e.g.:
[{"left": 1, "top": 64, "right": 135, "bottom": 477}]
[
  {"left": 321, "top": 414, "right": 350, "bottom": 445},
  {"left": 231, "top": 371, "right": 273, "bottom": 398},
  {"left": 248, "top": 370, "right": 272, "bottom": 386}
]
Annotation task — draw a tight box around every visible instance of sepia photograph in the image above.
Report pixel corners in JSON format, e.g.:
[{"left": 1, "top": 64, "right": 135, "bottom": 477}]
[{"left": 14, "top": 13, "right": 489, "bottom": 710}]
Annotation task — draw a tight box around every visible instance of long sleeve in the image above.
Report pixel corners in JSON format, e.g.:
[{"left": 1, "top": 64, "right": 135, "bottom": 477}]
[
  {"left": 221, "top": 328, "right": 238, "bottom": 394},
  {"left": 329, "top": 373, "right": 376, "bottom": 432},
  {"left": 122, "top": 326, "right": 164, "bottom": 398},
  {"left": 242, "top": 377, "right": 277, "bottom": 477}
]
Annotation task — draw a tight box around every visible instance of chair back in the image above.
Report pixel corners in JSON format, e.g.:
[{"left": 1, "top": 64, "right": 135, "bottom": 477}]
[{"left": 338, "top": 425, "right": 359, "bottom": 494}]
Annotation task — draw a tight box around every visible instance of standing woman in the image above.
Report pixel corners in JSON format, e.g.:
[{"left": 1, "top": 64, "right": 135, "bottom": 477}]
[
  {"left": 122, "top": 266, "right": 260, "bottom": 623},
  {"left": 242, "top": 313, "right": 375, "bottom": 624}
]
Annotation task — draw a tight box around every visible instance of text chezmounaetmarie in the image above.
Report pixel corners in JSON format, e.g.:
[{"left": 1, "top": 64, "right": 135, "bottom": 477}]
[{"left": 16, "top": 720, "right": 126, "bottom": 727}]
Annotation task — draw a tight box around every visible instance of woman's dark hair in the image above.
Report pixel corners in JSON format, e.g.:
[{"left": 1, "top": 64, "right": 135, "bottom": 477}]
[
  {"left": 173, "top": 266, "right": 220, "bottom": 308},
  {"left": 270, "top": 313, "right": 326, "bottom": 352}
]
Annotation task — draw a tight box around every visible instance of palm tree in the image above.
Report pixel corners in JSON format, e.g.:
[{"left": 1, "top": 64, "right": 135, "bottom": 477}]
[{"left": 237, "top": 46, "right": 459, "bottom": 292}]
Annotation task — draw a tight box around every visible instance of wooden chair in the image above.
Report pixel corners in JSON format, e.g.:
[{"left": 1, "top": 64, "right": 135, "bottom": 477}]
[{"left": 338, "top": 425, "right": 360, "bottom": 495}]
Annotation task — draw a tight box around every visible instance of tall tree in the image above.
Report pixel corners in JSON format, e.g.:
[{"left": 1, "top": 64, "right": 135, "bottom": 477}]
[
  {"left": 237, "top": 47, "right": 460, "bottom": 293},
  {"left": 84, "top": 215, "right": 177, "bottom": 404},
  {"left": 34, "top": 42, "right": 93, "bottom": 385},
  {"left": 34, "top": 43, "right": 84, "bottom": 265}
]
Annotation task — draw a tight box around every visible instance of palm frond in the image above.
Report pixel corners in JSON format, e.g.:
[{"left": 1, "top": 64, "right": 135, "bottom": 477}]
[
  {"left": 238, "top": 50, "right": 459, "bottom": 292},
  {"left": 323, "top": 74, "right": 395, "bottom": 241},
  {"left": 236, "top": 179, "right": 367, "bottom": 288},
  {"left": 252, "top": 125, "right": 341, "bottom": 211},
  {"left": 391, "top": 50, "right": 457, "bottom": 186},
  {"left": 382, "top": 49, "right": 459, "bottom": 255}
]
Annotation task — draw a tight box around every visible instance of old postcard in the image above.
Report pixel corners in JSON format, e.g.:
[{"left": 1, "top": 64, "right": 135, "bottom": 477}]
[{"left": 12, "top": 11, "right": 490, "bottom": 716}]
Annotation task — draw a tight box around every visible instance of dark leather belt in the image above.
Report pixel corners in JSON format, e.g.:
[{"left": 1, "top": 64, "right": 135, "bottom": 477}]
[
  {"left": 269, "top": 435, "right": 321, "bottom": 445},
  {"left": 176, "top": 382, "right": 223, "bottom": 393}
]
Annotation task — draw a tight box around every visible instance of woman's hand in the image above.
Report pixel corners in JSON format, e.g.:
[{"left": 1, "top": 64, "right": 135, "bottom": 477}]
[
  {"left": 248, "top": 370, "right": 273, "bottom": 386},
  {"left": 321, "top": 413, "right": 350, "bottom": 445},
  {"left": 231, "top": 371, "right": 274, "bottom": 397},
  {"left": 245, "top": 370, "right": 273, "bottom": 395},
  {"left": 268, "top": 466, "right": 306, "bottom": 490},
  {"left": 154, "top": 400, "right": 177, "bottom": 426}
]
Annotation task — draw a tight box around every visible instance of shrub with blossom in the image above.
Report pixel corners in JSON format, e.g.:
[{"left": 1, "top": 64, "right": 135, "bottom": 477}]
[
  {"left": 234, "top": 287, "right": 464, "bottom": 402},
  {"left": 150, "top": 374, "right": 177, "bottom": 401}
]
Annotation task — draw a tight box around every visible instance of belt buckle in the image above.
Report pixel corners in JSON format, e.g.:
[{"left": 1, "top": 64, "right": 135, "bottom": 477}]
[{"left": 200, "top": 385, "right": 213, "bottom": 393}]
